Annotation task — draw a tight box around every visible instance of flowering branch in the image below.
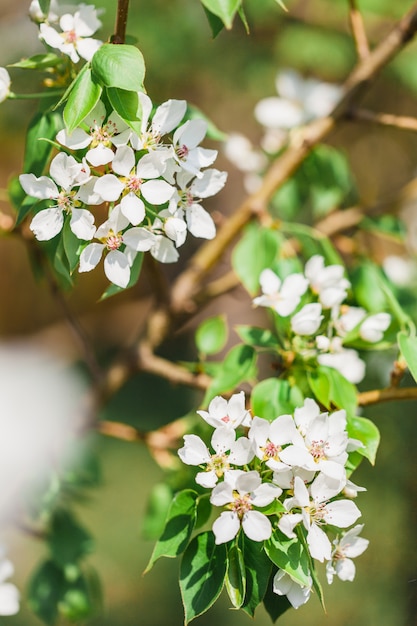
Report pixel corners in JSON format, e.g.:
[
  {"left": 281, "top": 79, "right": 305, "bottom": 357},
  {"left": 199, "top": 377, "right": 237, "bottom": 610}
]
[{"left": 348, "top": 0, "right": 370, "bottom": 60}]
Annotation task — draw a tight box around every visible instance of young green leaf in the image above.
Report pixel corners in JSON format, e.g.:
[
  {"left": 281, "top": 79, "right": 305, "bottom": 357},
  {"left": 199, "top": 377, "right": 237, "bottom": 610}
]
[
  {"left": 347, "top": 415, "right": 380, "bottom": 465},
  {"left": 398, "top": 330, "right": 417, "bottom": 382},
  {"left": 235, "top": 325, "right": 280, "bottom": 349},
  {"left": 180, "top": 531, "right": 227, "bottom": 624},
  {"left": 23, "top": 110, "right": 63, "bottom": 177},
  {"left": 91, "top": 44, "right": 145, "bottom": 92},
  {"left": 241, "top": 537, "right": 272, "bottom": 617},
  {"left": 144, "top": 489, "right": 199, "bottom": 573},
  {"left": 63, "top": 65, "right": 102, "bottom": 134},
  {"left": 232, "top": 224, "right": 280, "bottom": 295},
  {"left": 48, "top": 509, "right": 93, "bottom": 568},
  {"left": 202, "top": 7, "right": 225, "bottom": 38},
  {"left": 265, "top": 529, "right": 311, "bottom": 588},
  {"left": 196, "top": 315, "right": 228, "bottom": 355},
  {"left": 200, "top": 0, "right": 241, "bottom": 29},
  {"left": 225, "top": 543, "right": 246, "bottom": 608},
  {"left": 251, "top": 378, "right": 304, "bottom": 422},
  {"left": 204, "top": 344, "right": 257, "bottom": 403},
  {"left": 10, "top": 53, "right": 62, "bottom": 70},
  {"left": 106, "top": 87, "right": 142, "bottom": 135}
]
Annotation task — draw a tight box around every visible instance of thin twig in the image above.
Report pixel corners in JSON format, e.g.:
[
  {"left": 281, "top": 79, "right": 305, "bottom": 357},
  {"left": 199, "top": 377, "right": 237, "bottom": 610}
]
[
  {"left": 112, "top": 0, "right": 130, "bottom": 44},
  {"left": 348, "top": 0, "right": 370, "bottom": 59},
  {"left": 358, "top": 385, "right": 417, "bottom": 406},
  {"left": 348, "top": 108, "right": 417, "bottom": 131}
]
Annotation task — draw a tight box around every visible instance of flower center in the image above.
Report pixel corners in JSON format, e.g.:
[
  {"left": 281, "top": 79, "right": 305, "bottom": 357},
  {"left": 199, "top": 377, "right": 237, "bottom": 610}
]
[
  {"left": 126, "top": 175, "right": 142, "bottom": 193},
  {"left": 309, "top": 439, "right": 328, "bottom": 462},
  {"left": 179, "top": 190, "right": 194, "bottom": 208},
  {"left": 63, "top": 29, "right": 78, "bottom": 44},
  {"left": 207, "top": 453, "right": 230, "bottom": 478},
  {"left": 261, "top": 440, "right": 282, "bottom": 461},
  {"left": 141, "top": 130, "right": 161, "bottom": 150},
  {"left": 176, "top": 144, "right": 189, "bottom": 160},
  {"left": 56, "top": 190, "right": 78, "bottom": 212},
  {"left": 90, "top": 120, "right": 118, "bottom": 147},
  {"left": 105, "top": 230, "right": 123, "bottom": 251},
  {"left": 229, "top": 492, "right": 252, "bottom": 518}
]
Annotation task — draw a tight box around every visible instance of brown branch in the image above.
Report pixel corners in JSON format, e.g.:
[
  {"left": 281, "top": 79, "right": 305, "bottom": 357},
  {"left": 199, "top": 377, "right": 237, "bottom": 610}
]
[
  {"left": 98, "top": 420, "right": 147, "bottom": 442},
  {"left": 111, "top": 0, "right": 130, "bottom": 44},
  {"left": 348, "top": 0, "right": 370, "bottom": 60},
  {"left": 348, "top": 108, "right": 417, "bottom": 132},
  {"left": 358, "top": 385, "right": 417, "bottom": 406}
]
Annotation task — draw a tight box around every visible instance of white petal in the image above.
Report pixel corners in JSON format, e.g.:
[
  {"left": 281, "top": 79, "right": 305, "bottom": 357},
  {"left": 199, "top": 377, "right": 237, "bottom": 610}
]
[
  {"left": 185, "top": 204, "right": 216, "bottom": 239},
  {"left": 70, "top": 208, "right": 95, "bottom": 240},
  {"left": 0, "top": 583, "right": 19, "bottom": 616},
  {"left": 153, "top": 99, "right": 187, "bottom": 135},
  {"left": 210, "top": 482, "right": 234, "bottom": 507},
  {"left": 190, "top": 169, "right": 228, "bottom": 198},
  {"left": 123, "top": 227, "right": 156, "bottom": 251},
  {"left": 178, "top": 434, "right": 210, "bottom": 465},
  {"left": 136, "top": 152, "right": 166, "bottom": 179},
  {"left": 86, "top": 144, "right": 115, "bottom": 167},
  {"left": 195, "top": 470, "right": 218, "bottom": 488},
  {"left": 141, "top": 180, "right": 175, "bottom": 205},
  {"left": 335, "top": 557, "right": 356, "bottom": 581},
  {"left": 30, "top": 207, "right": 63, "bottom": 240},
  {"left": 150, "top": 236, "right": 179, "bottom": 263},
  {"left": 112, "top": 145, "right": 135, "bottom": 177},
  {"left": 174, "top": 119, "right": 207, "bottom": 149},
  {"left": 212, "top": 511, "right": 240, "bottom": 544},
  {"left": 251, "top": 483, "right": 282, "bottom": 507},
  {"left": 19, "top": 174, "right": 58, "bottom": 200},
  {"left": 76, "top": 37, "right": 103, "bottom": 62},
  {"left": 49, "top": 152, "right": 78, "bottom": 189},
  {"left": 56, "top": 127, "right": 91, "bottom": 150},
  {"left": 242, "top": 511, "right": 272, "bottom": 541},
  {"left": 94, "top": 174, "right": 124, "bottom": 202},
  {"left": 307, "top": 523, "right": 331, "bottom": 562},
  {"left": 79, "top": 243, "right": 104, "bottom": 273},
  {"left": 120, "top": 193, "right": 145, "bottom": 226},
  {"left": 325, "top": 500, "right": 361, "bottom": 528},
  {"left": 104, "top": 250, "right": 130, "bottom": 288},
  {"left": 254, "top": 97, "right": 304, "bottom": 129}
]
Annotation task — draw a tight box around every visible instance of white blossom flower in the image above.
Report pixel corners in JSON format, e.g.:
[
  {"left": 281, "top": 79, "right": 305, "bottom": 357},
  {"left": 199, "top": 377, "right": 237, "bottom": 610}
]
[
  {"left": 279, "top": 476, "right": 361, "bottom": 562},
  {"left": 291, "top": 302, "right": 323, "bottom": 336},
  {"left": 19, "top": 153, "right": 97, "bottom": 241},
  {"left": 173, "top": 119, "right": 217, "bottom": 178},
  {"left": 94, "top": 146, "right": 175, "bottom": 226},
  {"left": 79, "top": 205, "right": 156, "bottom": 287},
  {"left": 197, "top": 392, "right": 250, "bottom": 429},
  {"left": 211, "top": 470, "right": 281, "bottom": 544},
  {"left": 335, "top": 306, "right": 366, "bottom": 336},
  {"left": 254, "top": 69, "right": 341, "bottom": 130},
  {"left": 248, "top": 415, "right": 311, "bottom": 471},
  {"left": 273, "top": 570, "right": 312, "bottom": 609},
  {"left": 0, "top": 557, "right": 19, "bottom": 616},
  {"left": 253, "top": 269, "right": 309, "bottom": 316},
  {"left": 317, "top": 341, "right": 366, "bottom": 384},
  {"left": 382, "top": 254, "right": 416, "bottom": 286},
  {"left": 131, "top": 93, "right": 187, "bottom": 152},
  {"left": 305, "top": 255, "right": 350, "bottom": 309},
  {"left": 359, "top": 313, "right": 391, "bottom": 343},
  {"left": 326, "top": 524, "right": 369, "bottom": 584},
  {"left": 223, "top": 133, "right": 267, "bottom": 173},
  {"left": 178, "top": 427, "right": 254, "bottom": 488},
  {"left": 39, "top": 4, "right": 103, "bottom": 63},
  {"left": 56, "top": 101, "right": 130, "bottom": 166},
  {"left": 0, "top": 68, "right": 11, "bottom": 103}
]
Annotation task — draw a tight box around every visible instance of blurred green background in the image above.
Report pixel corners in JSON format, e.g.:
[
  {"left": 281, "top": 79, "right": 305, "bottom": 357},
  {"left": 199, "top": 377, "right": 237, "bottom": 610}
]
[{"left": 1, "top": 0, "right": 417, "bottom": 624}]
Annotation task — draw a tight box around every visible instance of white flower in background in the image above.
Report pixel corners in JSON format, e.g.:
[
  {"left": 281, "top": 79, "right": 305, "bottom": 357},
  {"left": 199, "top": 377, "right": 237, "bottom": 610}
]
[
  {"left": 178, "top": 427, "right": 254, "bottom": 488},
  {"left": 317, "top": 339, "right": 366, "bottom": 384},
  {"left": 273, "top": 570, "right": 312, "bottom": 609},
  {"left": 79, "top": 205, "right": 156, "bottom": 288},
  {"left": 19, "top": 153, "right": 97, "bottom": 241},
  {"left": 0, "top": 68, "right": 11, "bottom": 103},
  {"left": 326, "top": 524, "right": 369, "bottom": 584},
  {"left": 56, "top": 101, "right": 130, "bottom": 166},
  {"left": 291, "top": 302, "right": 323, "bottom": 336},
  {"left": 359, "top": 313, "right": 391, "bottom": 343},
  {"left": 253, "top": 268, "right": 309, "bottom": 316},
  {"left": 254, "top": 69, "right": 341, "bottom": 131},
  {"left": 305, "top": 255, "right": 350, "bottom": 309},
  {"left": 197, "top": 391, "right": 251, "bottom": 429},
  {"left": 173, "top": 119, "right": 217, "bottom": 178},
  {"left": 335, "top": 306, "right": 366, "bottom": 336},
  {"left": 94, "top": 145, "right": 175, "bottom": 226},
  {"left": 223, "top": 133, "right": 267, "bottom": 173},
  {"left": 39, "top": 4, "right": 103, "bottom": 63},
  {"left": 211, "top": 470, "right": 281, "bottom": 544},
  {"left": 0, "top": 556, "right": 19, "bottom": 616},
  {"left": 29, "top": 0, "right": 75, "bottom": 23},
  {"left": 382, "top": 254, "right": 416, "bottom": 287},
  {"left": 279, "top": 476, "right": 361, "bottom": 562}
]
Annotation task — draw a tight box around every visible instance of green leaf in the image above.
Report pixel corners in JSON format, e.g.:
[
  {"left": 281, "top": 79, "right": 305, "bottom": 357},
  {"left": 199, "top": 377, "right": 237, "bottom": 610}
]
[
  {"left": 235, "top": 325, "right": 280, "bottom": 349},
  {"left": 38, "top": 0, "right": 51, "bottom": 14},
  {"left": 195, "top": 494, "right": 212, "bottom": 529},
  {"left": 91, "top": 44, "right": 145, "bottom": 92},
  {"left": 202, "top": 7, "right": 225, "bottom": 38},
  {"left": 307, "top": 368, "right": 331, "bottom": 408},
  {"left": 58, "top": 571, "right": 100, "bottom": 622},
  {"left": 237, "top": 6, "right": 250, "bottom": 33},
  {"left": 144, "top": 490, "right": 198, "bottom": 573},
  {"left": 48, "top": 510, "right": 93, "bottom": 568},
  {"left": 225, "top": 543, "right": 246, "bottom": 608},
  {"left": 265, "top": 529, "right": 311, "bottom": 587},
  {"left": 63, "top": 65, "right": 102, "bottom": 133},
  {"left": 232, "top": 224, "right": 280, "bottom": 295},
  {"left": 196, "top": 315, "right": 228, "bottom": 355},
  {"left": 100, "top": 252, "right": 144, "bottom": 300},
  {"left": 398, "top": 330, "right": 417, "bottom": 382},
  {"left": 263, "top": 570, "right": 291, "bottom": 622},
  {"left": 106, "top": 87, "right": 142, "bottom": 135},
  {"left": 10, "top": 53, "right": 62, "bottom": 70},
  {"left": 347, "top": 415, "right": 380, "bottom": 465},
  {"left": 185, "top": 104, "right": 227, "bottom": 141},
  {"left": 251, "top": 378, "right": 304, "bottom": 421},
  {"left": 28, "top": 560, "right": 65, "bottom": 625},
  {"left": 200, "top": 0, "right": 241, "bottom": 29},
  {"left": 204, "top": 344, "right": 257, "bottom": 402},
  {"left": 180, "top": 531, "right": 227, "bottom": 624},
  {"left": 53, "top": 234, "right": 74, "bottom": 289},
  {"left": 23, "top": 110, "right": 62, "bottom": 176},
  {"left": 309, "top": 366, "right": 357, "bottom": 416},
  {"left": 241, "top": 538, "right": 272, "bottom": 617},
  {"left": 62, "top": 219, "right": 81, "bottom": 273}
]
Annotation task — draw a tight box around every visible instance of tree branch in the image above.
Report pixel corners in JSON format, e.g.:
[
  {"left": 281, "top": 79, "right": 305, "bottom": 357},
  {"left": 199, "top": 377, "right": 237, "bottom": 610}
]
[
  {"left": 112, "top": 0, "right": 130, "bottom": 44},
  {"left": 348, "top": 108, "right": 417, "bottom": 132},
  {"left": 358, "top": 385, "right": 417, "bottom": 406},
  {"left": 348, "top": 0, "right": 370, "bottom": 60}
]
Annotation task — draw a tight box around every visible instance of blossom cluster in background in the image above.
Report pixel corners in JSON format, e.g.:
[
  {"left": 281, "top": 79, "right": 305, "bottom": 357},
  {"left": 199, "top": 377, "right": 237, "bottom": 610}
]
[
  {"left": 19, "top": 94, "right": 227, "bottom": 287},
  {"left": 253, "top": 255, "right": 391, "bottom": 384},
  {"left": 178, "top": 391, "right": 369, "bottom": 609},
  {"left": 224, "top": 69, "right": 342, "bottom": 192}
]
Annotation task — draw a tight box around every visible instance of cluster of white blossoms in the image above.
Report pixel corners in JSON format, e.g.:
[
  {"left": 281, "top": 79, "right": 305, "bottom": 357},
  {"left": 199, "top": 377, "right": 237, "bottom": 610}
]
[
  {"left": 178, "top": 391, "right": 369, "bottom": 609},
  {"left": 253, "top": 255, "right": 391, "bottom": 384},
  {"left": 19, "top": 95, "right": 227, "bottom": 287},
  {"left": 29, "top": 0, "right": 103, "bottom": 63},
  {"left": 0, "top": 551, "right": 20, "bottom": 616},
  {"left": 224, "top": 69, "right": 342, "bottom": 191}
]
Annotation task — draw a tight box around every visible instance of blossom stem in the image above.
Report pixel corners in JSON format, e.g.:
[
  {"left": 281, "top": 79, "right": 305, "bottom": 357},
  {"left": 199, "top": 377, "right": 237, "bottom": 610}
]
[
  {"left": 357, "top": 385, "right": 417, "bottom": 406},
  {"left": 8, "top": 90, "right": 64, "bottom": 100},
  {"left": 348, "top": 0, "right": 370, "bottom": 60},
  {"left": 112, "top": 0, "right": 130, "bottom": 44}
]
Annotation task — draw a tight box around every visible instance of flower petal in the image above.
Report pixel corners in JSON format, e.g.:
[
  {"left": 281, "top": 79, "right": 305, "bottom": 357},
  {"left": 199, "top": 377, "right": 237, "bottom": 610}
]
[{"left": 104, "top": 250, "right": 130, "bottom": 288}]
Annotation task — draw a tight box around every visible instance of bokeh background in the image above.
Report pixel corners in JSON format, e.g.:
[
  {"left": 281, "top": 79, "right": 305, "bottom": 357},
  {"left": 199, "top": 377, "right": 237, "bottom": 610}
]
[{"left": 1, "top": 0, "right": 417, "bottom": 624}]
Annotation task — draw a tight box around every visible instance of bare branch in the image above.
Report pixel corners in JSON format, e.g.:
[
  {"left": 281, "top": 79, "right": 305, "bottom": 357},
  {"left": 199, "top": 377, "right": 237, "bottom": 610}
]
[
  {"left": 348, "top": 108, "right": 417, "bottom": 132},
  {"left": 348, "top": 0, "right": 370, "bottom": 60},
  {"left": 358, "top": 385, "right": 417, "bottom": 406}
]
